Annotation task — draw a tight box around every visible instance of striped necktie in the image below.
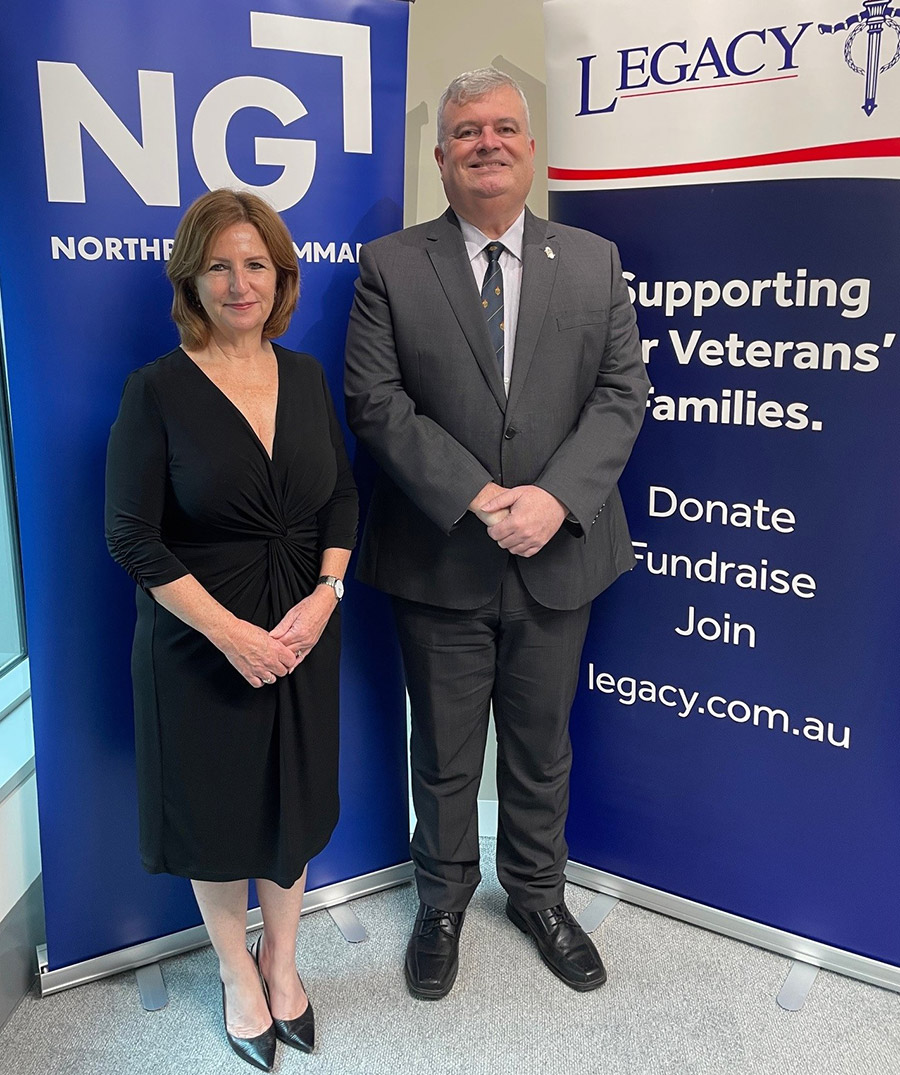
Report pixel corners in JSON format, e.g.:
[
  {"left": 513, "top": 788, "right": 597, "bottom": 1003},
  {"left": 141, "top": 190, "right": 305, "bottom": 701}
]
[{"left": 480, "top": 242, "right": 505, "bottom": 373}]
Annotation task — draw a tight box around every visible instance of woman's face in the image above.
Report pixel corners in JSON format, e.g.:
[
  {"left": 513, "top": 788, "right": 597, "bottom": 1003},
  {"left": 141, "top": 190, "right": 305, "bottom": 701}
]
[{"left": 194, "top": 222, "right": 278, "bottom": 344}]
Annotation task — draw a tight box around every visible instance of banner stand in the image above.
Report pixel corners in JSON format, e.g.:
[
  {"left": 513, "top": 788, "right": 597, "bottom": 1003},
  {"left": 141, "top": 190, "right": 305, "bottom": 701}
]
[
  {"left": 0, "top": 0, "right": 414, "bottom": 990},
  {"left": 546, "top": 0, "right": 900, "bottom": 995},
  {"left": 37, "top": 862, "right": 413, "bottom": 998},
  {"left": 565, "top": 862, "right": 900, "bottom": 996}
]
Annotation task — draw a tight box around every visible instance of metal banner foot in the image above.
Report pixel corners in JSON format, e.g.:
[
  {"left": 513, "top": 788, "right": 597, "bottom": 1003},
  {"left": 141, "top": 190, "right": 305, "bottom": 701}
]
[
  {"left": 777, "top": 960, "right": 819, "bottom": 1011},
  {"left": 327, "top": 903, "right": 368, "bottom": 943},
  {"left": 577, "top": 892, "right": 619, "bottom": 933},
  {"left": 135, "top": 962, "right": 168, "bottom": 1011}
]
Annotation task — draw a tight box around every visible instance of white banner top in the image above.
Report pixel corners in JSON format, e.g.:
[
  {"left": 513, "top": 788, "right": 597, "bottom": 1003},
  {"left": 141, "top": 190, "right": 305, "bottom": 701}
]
[{"left": 544, "top": 0, "right": 900, "bottom": 188}]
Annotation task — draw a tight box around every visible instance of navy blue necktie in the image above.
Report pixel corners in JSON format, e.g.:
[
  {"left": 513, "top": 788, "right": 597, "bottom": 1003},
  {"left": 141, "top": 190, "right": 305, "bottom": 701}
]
[{"left": 480, "top": 242, "right": 505, "bottom": 373}]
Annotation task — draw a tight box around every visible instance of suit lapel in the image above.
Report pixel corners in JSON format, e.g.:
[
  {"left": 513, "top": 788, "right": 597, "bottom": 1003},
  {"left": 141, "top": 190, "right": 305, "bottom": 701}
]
[
  {"left": 506, "top": 211, "right": 558, "bottom": 418},
  {"left": 426, "top": 210, "right": 506, "bottom": 412}
]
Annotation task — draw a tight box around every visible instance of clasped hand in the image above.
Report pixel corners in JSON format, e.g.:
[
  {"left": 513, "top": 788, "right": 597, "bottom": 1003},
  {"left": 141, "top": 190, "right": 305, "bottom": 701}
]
[
  {"left": 223, "top": 590, "right": 335, "bottom": 688},
  {"left": 221, "top": 619, "right": 298, "bottom": 690},
  {"left": 269, "top": 588, "right": 334, "bottom": 663},
  {"left": 480, "top": 485, "right": 567, "bottom": 558}
]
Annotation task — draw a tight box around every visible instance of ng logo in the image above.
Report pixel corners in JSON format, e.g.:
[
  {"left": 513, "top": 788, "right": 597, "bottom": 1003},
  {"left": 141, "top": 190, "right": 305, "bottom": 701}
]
[{"left": 38, "top": 12, "right": 372, "bottom": 211}]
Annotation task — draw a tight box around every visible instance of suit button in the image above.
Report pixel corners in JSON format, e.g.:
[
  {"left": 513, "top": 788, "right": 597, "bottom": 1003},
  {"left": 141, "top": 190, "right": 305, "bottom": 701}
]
[{"left": 504, "top": 426, "right": 518, "bottom": 440}]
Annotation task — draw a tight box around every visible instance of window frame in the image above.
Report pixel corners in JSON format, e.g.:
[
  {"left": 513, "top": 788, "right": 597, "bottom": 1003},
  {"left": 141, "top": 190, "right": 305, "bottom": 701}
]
[{"left": 0, "top": 315, "right": 28, "bottom": 710}]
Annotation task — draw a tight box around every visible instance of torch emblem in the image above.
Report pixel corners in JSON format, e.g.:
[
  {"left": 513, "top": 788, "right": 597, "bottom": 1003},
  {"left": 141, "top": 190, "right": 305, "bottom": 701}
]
[{"left": 819, "top": 2, "right": 900, "bottom": 114}]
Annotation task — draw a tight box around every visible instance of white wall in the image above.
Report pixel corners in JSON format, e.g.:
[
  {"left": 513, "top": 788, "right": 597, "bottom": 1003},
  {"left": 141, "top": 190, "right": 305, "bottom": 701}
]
[
  {"left": 405, "top": 0, "right": 548, "bottom": 228},
  {"left": 0, "top": 772, "right": 40, "bottom": 924},
  {"left": 0, "top": 666, "right": 40, "bottom": 926},
  {"left": 404, "top": 0, "right": 548, "bottom": 813}
]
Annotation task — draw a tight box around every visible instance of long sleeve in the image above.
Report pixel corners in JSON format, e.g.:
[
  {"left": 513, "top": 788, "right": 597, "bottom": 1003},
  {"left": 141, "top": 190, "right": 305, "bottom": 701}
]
[
  {"left": 105, "top": 368, "right": 189, "bottom": 589},
  {"left": 315, "top": 366, "right": 358, "bottom": 553}
]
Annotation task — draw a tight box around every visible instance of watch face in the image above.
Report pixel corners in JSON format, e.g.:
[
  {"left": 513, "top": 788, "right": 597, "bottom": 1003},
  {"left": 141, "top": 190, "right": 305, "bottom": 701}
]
[{"left": 333, "top": 578, "right": 344, "bottom": 600}]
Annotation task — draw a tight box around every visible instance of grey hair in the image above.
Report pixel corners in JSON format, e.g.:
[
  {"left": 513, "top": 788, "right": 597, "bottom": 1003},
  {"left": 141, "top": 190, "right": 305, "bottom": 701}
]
[{"left": 436, "top": 67, "right": 532, "bottom": 148}]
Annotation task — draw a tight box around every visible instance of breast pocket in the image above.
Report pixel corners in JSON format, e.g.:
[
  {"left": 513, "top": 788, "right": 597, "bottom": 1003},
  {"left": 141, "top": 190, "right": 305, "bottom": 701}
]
[
  {"left": 554, "top": 311, "right": 610, "bottom": 382},
  {"left": 556, "top": 310, "right": 609, "bottom": 331}
]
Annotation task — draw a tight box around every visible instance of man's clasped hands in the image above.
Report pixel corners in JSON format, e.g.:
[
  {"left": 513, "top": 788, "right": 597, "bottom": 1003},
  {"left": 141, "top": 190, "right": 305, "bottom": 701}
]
[{"left": 468, "top": 481, "right": 568, "bottom": 559}]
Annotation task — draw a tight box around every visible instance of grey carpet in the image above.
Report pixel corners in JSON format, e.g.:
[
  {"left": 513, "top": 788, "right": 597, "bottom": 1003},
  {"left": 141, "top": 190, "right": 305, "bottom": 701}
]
[{"left": 1, "top": 841, "right": 898, "bottom": 1075}]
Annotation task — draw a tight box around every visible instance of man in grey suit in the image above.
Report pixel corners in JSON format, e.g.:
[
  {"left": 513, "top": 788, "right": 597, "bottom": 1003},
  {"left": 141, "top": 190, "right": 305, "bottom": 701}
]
[{"left": 345, "top": 68, "right": 649, "bottom": 998}]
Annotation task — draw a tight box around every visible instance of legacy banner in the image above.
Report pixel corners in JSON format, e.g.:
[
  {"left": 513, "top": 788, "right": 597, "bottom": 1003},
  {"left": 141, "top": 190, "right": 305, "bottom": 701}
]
[
  {"left": 544, "top": 0, "right": 900, "bottom": 969},
  {"left": 0, "top": 0, "right": 411, "bottom": 972}
]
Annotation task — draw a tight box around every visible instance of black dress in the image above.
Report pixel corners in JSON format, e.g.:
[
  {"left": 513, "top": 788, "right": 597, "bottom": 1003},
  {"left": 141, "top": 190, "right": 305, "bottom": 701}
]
[{"left": 105, "top": 344, "right": 357, "bottom": 886}]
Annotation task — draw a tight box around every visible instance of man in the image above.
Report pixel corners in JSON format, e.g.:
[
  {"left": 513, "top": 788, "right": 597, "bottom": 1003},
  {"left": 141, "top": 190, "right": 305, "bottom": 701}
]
[{"left": 344, "top": 68, "right": 649, "bottom": 998}]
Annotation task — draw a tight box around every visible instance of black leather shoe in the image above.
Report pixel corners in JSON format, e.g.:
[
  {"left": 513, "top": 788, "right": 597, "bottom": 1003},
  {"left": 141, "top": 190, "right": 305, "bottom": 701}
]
[
  {"left": 404, "top": 902, "right": 466, "bottom": 999},
  {"left": 506, "top": 899, "right": 607, "bottom": 992},
  {"left": 220, "top": 979, "right": 276, "bottom": 1072},
  {"left": 251, "top": 935, "right": 315, "bottom": 1053}
]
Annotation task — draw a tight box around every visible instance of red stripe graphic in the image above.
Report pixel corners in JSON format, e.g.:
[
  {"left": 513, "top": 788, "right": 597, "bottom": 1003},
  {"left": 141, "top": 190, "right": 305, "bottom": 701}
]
[
  {"left": 622, "top": 73, "right": 798, "bottom": 98},
  {"left": 548, "top": 138, "right": 900, "bottom": 181}
]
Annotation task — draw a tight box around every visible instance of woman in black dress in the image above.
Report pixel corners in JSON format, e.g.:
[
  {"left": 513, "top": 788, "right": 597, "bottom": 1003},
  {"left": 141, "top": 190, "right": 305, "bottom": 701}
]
[{"left": 105, "top": 189, "right": 357, "bottom": 1072}]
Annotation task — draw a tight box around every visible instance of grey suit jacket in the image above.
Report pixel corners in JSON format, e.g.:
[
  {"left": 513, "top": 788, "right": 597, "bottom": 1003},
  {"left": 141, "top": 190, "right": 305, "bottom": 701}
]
[{"left": 344, "top": 207, "right": 650, "bottom": 611}]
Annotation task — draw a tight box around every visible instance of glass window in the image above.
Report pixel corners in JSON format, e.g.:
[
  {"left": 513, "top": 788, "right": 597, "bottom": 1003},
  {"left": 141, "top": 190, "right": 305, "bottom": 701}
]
[{"left": 0, "top": 330, "right": 26, "bottom": 678}]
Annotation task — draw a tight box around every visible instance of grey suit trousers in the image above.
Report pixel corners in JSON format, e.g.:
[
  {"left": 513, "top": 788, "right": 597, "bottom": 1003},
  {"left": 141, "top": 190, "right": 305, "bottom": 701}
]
[{"left": 392, "top": 559, "right": 591, "bottom": 912}]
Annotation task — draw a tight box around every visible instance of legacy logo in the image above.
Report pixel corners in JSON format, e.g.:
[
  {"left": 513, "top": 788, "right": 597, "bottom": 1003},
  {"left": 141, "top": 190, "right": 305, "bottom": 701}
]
[
  {"left": 577, "top": 4, "right": 899, "bottom": 118},
  {"left": 577, "top": 23, "right": 812, "bottom": 115},
  {"left": 38, "top": 12, "right": 372, "bottom": 210},
  {"left": 819, "top": 2, "right": 900, "bottom": 114}
]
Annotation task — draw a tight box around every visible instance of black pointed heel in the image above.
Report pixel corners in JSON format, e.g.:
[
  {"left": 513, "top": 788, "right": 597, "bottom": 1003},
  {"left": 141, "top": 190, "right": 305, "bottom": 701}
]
[
  {"left": 220, "top": 979, "right": 277, "bottom": 1072},
  {"left": 251, "top": 934, "right": 315, "bottom": 1053}
]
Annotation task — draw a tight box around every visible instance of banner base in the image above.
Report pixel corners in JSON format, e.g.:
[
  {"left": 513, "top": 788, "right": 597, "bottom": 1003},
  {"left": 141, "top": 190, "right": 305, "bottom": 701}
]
[
  {"left": 327, "top": 902, "right": 369, "bottom": 943},
  {"left": 565, "top": 861, "right": 900, "bottom": 994},
  {"left": 777, "top": 961, "right": 820, "bottom": 1012},
  {"left": 36, "top": 861, "right": 413, "bottom": 997}
]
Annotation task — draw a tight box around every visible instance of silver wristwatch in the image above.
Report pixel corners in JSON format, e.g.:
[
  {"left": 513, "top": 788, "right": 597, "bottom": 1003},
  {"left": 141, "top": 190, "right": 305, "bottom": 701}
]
[{"left": 317, "top": 575, "right": 344, "bottom": 602}]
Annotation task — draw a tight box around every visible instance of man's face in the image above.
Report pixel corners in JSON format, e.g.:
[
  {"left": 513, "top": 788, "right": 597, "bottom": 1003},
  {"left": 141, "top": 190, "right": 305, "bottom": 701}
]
[{"left": 435, "top": 86, "right": 535, "bottom": 221}]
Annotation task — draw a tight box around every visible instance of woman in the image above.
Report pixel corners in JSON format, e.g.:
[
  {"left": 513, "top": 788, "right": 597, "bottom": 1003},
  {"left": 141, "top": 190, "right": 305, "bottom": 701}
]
[{"left": 105, "top": 189, "right": 357, "bottom": 1072}]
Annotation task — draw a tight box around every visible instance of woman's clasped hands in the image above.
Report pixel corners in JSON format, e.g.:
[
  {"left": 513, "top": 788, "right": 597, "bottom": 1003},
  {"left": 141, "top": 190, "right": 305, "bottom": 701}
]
[
  {"left": 220, "top": 619, "right": 299, "bottom": 689},
  {"left": 269, "top": 589, "right": 335, "bottom": 664}
]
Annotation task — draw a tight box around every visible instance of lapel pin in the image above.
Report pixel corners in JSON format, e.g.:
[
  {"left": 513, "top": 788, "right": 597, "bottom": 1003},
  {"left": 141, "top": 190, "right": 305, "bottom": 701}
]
[{"left": 544, "top": 246, "right": 555, "bottom": 259}]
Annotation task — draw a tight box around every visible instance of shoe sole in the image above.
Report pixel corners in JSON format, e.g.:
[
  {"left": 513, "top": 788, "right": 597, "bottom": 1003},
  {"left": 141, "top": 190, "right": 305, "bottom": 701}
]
[
  {"left": 505, "top": 902, "right": 608, "bottom": 993},
  {"left": 404, "top": 960, "right": 458, "bottom": 1000}
]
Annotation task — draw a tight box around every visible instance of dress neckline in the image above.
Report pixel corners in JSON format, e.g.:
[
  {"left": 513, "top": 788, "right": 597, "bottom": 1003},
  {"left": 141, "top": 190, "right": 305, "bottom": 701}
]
[{"left": 179, "top": 345, "right": 281, "bottom": 463}]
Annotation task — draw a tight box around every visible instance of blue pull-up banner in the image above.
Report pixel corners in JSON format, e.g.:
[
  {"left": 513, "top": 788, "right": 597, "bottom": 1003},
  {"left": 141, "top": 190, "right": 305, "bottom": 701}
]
[
  {"left": 0, "top": 0, "right": 411, "bottom": 972},
  {"left": 544, "top": 0, "right": 900, "bottom": 971}
]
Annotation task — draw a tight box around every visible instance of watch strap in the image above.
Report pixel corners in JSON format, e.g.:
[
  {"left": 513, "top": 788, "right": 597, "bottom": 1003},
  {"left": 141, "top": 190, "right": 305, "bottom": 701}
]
[{"left": 317, "top": 575, "right": 343, "bottom": 601}]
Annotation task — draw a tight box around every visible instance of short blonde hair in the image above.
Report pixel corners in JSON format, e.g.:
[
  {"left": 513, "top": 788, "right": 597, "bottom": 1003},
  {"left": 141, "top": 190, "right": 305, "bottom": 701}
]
[{"left": 167, "top": 189, "right": 300, "bottom": 350}]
